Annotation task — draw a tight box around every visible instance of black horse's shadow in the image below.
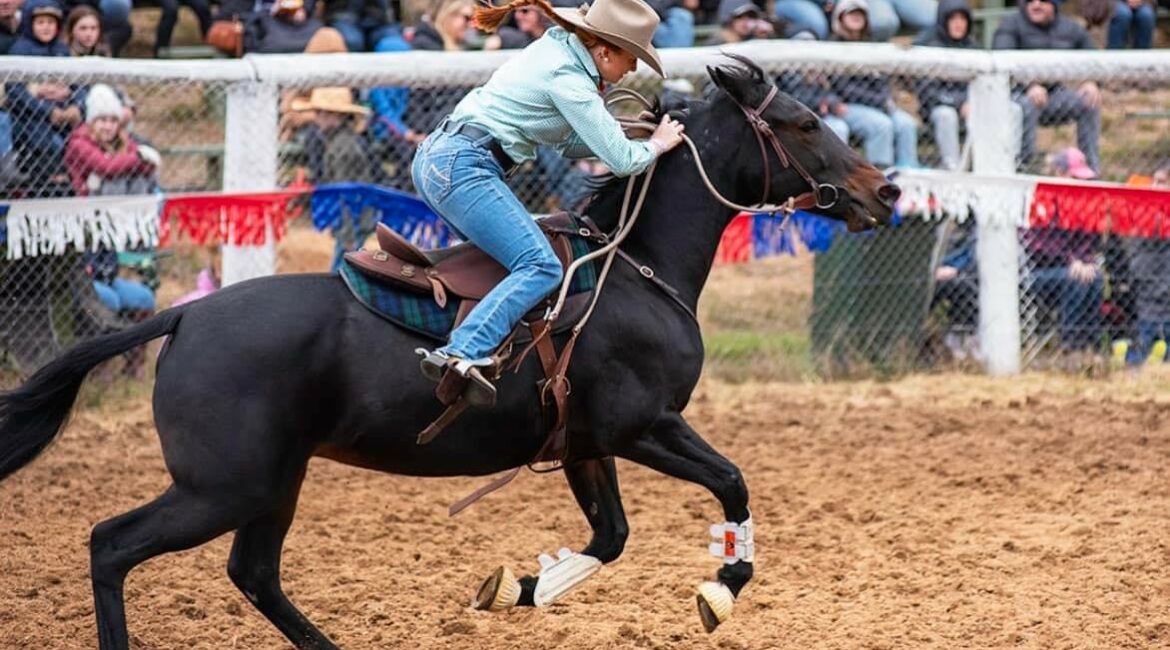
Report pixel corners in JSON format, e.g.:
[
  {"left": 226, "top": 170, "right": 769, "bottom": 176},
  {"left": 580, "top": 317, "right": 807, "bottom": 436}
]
[{"left": 0, "top": 56, "right": 898, "bottom": 649}]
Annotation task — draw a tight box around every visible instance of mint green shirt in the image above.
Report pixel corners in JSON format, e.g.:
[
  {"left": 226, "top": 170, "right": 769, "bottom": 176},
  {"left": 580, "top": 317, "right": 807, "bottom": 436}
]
[{"left": 447, "top": 27, "right": 657, "bottom": 177}]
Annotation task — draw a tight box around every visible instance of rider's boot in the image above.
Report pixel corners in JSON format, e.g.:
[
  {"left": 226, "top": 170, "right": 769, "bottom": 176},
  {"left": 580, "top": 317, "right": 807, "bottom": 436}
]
[{"left": 416, "top": 348, "right": 498, "bottom": 407}]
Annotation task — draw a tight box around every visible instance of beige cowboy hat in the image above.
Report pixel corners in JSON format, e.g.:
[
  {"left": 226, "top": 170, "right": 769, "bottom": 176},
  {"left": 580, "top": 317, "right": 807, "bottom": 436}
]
[
  {"left": 553, "top": 0, "right": 665, "bottom": 78},
  {"left": 291, "top": 87, "right": 370, "bottom": 116}
]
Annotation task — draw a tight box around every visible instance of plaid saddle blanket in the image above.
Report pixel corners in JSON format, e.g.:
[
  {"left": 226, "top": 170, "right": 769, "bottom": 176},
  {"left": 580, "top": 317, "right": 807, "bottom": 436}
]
[{"left": 338, "top": 232, "right": 599, "bottom": 342}]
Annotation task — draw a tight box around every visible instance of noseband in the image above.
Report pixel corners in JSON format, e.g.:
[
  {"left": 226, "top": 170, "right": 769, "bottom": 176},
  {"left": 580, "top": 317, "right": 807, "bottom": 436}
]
[{"left": 735, "top": 86, "right": 851, "bottom": 216}]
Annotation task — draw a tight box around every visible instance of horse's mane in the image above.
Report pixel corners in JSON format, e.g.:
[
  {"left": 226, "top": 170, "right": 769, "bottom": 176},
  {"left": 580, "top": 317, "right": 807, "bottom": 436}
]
[{"left": 578, "top": 55, "right": 765, "bottom": 216}]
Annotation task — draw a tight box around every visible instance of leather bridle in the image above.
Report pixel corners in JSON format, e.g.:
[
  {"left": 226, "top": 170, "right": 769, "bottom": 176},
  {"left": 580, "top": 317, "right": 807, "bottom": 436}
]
[{"left": 733, "top": 85, "right": 852, "bottom": 217}]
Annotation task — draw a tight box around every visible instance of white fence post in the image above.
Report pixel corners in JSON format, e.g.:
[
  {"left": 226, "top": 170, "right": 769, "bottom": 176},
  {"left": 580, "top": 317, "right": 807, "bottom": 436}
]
[
  {"left": 969, "top": 72, "right": 1021, "bottom": 375},
  {"left": 221, "top": 79, "right": 278, "bottom": 286}
]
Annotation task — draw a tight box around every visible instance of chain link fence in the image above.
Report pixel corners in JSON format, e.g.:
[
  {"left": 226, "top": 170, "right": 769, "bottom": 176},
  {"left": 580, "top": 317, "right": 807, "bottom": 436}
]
[{"left": 0, "top": 44, "right": 1167, "bottom": 379}]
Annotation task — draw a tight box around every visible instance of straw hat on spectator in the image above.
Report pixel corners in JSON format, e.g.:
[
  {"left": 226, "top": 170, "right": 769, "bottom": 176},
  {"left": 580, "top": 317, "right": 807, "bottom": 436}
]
[{"left": 292, "top": 87, "right": 369, "bottom": 131}]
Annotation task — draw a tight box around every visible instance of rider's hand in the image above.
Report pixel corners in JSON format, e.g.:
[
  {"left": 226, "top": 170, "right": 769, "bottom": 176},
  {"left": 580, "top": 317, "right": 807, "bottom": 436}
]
[{"left": 649, "top": 114, "right": 684, "bottom": 156}]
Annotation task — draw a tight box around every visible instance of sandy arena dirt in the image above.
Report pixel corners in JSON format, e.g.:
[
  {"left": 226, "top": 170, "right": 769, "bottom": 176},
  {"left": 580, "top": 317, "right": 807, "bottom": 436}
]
[{"left": 2, "top": 371, "right": 1170, "bottom": 649}]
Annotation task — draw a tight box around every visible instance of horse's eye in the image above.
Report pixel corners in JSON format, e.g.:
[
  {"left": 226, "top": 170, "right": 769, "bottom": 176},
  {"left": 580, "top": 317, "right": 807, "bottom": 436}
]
[{"left": 800, "top": 120, "right": 820, "bottom": 133}]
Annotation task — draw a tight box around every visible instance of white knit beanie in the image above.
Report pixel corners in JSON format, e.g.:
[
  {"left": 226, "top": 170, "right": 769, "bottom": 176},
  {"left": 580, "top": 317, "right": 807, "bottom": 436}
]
[{"left": 85, "top": 84, "right": 124, "bottom": 123}]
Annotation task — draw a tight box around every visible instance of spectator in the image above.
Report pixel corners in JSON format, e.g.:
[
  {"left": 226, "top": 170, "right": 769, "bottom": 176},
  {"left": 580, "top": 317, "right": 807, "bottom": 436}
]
[
  {"left": 992, "top": 0, "right": 1100, "bottom": 173},
  {"left": 62, "top": 84, "right": 158, "bottom": 338},
  {"left": 6, "top": 0, "right": 81, "bottom": 197},
  {"left": 1107, "top": 0, "right": 1154, "bottom": 49},
  {"left": 323, "top": 0, "right": 397, "bottom": 51},
  {"left": 369, "top": 30, "right": 425, "bottom": 190},
  {"left": 775, "top": 0, "right": 935, "bottom": 41},
  {"left": 912, "top": 0, "right": 973, "bottom": 171},
  {"left": 154, "top": 0, "right": 212, "bottom": 57},
  {"left": 931, "top": 217, "right": 979, "bottom": 362},
  {"left": 64, "top": 4, "right": 107, "bottom": 55},
  {"left": 0, "top": 0, "right": 21, "bottom": 53},
  {"left": 646, "top": 0, "right": 695, "bottom": 48},
  {"left": 1023, "top": 147, "right": 1103, "bottom": 356},
  {"left": 247, "top": 0, "right": 323, "bottom": 53},
  {"left": 279, "top": 27, "right": 348, "bottom": 183},
  {"left": 62, "top": 0, "right": 131, "bottom": 55},
  {"left": 484, "top": 1, "right": 548, "bottom": 49},
  {"left": 777, "top": 68, "right": 852, "bottom": 145},
  {"left": 827, "top": 0, "right": 919, "bottom": 168},
  {"left": 1124, "top": 162, "right": 1170, "bottom": 365},
  {"left": 403, "top": 0, "right": 476, "bottom": 134},
  {"left": 706, "top": 0, "right": 782, "bottom": 43},
  {"left": 409, "top": 0, "right": 473, "bottom": 51},
  {"left": 292, "top": 86, "right": 377, "bottom": 269}
]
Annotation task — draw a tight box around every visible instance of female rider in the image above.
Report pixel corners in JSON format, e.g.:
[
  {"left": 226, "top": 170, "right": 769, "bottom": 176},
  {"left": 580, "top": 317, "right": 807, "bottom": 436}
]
[{"left": 413, "top": 0, "right": 686, "bottom": 404}]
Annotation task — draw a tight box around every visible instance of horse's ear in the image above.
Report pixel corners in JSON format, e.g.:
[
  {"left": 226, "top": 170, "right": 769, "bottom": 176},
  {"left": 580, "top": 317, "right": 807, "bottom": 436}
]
[{"left": 707, "top": 65, "right": 743, "bottom": 102}]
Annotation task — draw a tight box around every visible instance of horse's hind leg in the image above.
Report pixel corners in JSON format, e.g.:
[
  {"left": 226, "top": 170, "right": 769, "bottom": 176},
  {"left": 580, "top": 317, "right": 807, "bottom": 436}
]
[
  {"left": 617, "top": 412, "right": 752, "bottom": 633},
  {"left": 227, "top": 468, "right": 339, "bottom": 650},
  {"left": 91, "top": 485, "right": 263, "bottom": 650},
  {"left": 473, "top": 457, "right": 627, "bottom": 610}
]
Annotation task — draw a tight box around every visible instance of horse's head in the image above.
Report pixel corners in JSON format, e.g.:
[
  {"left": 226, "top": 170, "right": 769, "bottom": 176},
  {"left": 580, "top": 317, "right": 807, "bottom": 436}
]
[{"left": 700, "top": 55, "right": 899, "bottom": 232}]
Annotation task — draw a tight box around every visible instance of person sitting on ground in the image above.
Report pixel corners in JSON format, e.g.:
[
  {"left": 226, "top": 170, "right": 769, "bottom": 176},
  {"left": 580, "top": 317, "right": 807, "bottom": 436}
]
[
  {"left": 931, "top": 216, "right": 979, "bottom": 362},
  {"left": 826, "top": 0, "right": 919, "bottom": 169},
  {"left": 154, "top": 0, "right": 212, "bottom": 57},
  {"left": 7, "top": 0, "right": 81, "bottom": 197},
  {"left": 1023, "top": 147, "right": 1104, "bottom": 358},
  {"left": 62, "top": 84, "right": 159, "bottom": 351},
  {"left": 63, "top": 4, "right": 106, "bottom": 55},
  {"left": 912, "top": 0, "right": 974, "bottom": 171},
  {"left": 322, "top": 0, "right": 397, "bottom": 52},
  {"left": 706, "top": 0, "right": 783, "bottom": 44},
  {"left": 1124, "top": 162, "right": 1170, "bottom": 365},
  {"left": 411, "top": 0, "right": 685, "bottom": 404},
  {"left": 992, "top": 0, "right": 1100, "bottom": 174}
]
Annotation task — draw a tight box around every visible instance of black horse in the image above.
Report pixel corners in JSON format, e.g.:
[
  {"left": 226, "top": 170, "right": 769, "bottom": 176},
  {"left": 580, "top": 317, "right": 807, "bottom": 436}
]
[{"left": 0, "top": 58, "right": 898, "bottom": 649}]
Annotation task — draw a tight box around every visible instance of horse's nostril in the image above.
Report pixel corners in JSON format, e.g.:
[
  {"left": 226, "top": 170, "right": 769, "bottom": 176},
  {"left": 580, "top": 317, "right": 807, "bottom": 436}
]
[{"left": 878, "top": 183, "right": 901, "bottom": 205}]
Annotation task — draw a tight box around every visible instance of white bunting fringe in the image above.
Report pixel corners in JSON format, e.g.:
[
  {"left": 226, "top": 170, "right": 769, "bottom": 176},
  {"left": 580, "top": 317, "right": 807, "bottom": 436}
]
[
  {"left": 894, "top": 169, "right": 1036, "bottom": 226},
  {"left": 5, "top": 194, "right": 161, "bottom": 260}
]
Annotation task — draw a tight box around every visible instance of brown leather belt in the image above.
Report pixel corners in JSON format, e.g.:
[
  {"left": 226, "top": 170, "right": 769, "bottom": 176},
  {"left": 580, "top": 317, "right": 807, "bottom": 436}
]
[{"left": 442, "top": 121, "right": 517, "bottom": 174}]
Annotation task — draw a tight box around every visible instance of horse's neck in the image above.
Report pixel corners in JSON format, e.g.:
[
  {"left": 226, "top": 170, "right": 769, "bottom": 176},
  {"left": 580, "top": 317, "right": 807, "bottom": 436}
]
[{"left": 587, "top": 157, "right": 737, "bottom": 310}]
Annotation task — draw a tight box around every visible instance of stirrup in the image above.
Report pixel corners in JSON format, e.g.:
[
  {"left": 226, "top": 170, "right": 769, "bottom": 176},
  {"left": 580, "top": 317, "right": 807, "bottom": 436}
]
[
  {"left": 416, "top": 348, "right": 452, "bottom": 383},
  {"left": 452, "top": 359, "right": 498, "bottom": 408}
]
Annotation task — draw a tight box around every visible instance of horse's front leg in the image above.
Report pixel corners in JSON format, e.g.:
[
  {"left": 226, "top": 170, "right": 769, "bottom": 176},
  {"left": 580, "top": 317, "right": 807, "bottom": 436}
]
[
  {"left": 472, "top": 457, "right": 628, "bottom": 610},
  {"left": 617, "top": 411, "right": 752, "bottom": 632}
]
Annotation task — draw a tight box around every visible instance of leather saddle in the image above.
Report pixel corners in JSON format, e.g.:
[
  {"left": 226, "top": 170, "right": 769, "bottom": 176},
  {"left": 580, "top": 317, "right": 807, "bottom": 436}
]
[
  {"left": 341, "top": 210, "right": 589, "bottom": 308},
  {"left": 343, "top": 212, "right": 599, "bottom": 329}
]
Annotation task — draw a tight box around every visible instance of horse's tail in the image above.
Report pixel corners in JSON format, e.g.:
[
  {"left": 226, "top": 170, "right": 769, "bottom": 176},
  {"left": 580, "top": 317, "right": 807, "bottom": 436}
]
[{"left": 0, "top": 307, "right": 186, "bottom": 482}]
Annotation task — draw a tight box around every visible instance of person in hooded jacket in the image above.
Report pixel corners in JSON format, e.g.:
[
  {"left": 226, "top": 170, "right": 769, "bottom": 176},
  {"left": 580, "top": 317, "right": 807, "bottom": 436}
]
[
  {"left": 6, "top": 0, "right": 83, "bottom": 196},
  {"left": 912, "top": 0, "right": 974, "bottom": 171},
  {"left": 826, "top": 0, "right": 918, "bottom": 168},
  {"left": 993, "top": 0, "right": 1099, "bottom": 174}
]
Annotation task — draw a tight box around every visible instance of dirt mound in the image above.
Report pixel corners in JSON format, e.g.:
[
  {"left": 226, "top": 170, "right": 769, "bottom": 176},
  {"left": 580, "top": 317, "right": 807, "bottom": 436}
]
[{"left": 2, "top": 373, "right": 1169, "bottom": 648}]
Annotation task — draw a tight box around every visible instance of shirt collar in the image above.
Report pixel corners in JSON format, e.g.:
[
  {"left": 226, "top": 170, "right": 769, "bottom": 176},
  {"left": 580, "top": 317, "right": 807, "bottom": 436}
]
[{"left": 555, "top": 26, "right": 601, "bottom": 88}]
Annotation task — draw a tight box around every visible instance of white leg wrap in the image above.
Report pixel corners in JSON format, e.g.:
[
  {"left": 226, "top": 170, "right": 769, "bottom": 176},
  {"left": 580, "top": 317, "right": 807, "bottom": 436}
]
[
  {"left": 532, "top": 548, "right": 602, "bottom": 607},
  {"left": 708, "top": 514, "right": 754, "bottom": 565}
]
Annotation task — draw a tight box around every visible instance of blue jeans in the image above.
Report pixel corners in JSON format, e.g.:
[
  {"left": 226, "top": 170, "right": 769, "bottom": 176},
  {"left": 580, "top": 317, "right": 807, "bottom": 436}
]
[
  {"left": 0, "top": 111, "right": 11, "bottom": 155},
  {"left": 411, "top": 128, "right": 563, "bottom": 360},
  {"left": 774, "top": 0, "right": 828, "bottom": 40},
  {"left": 1028, "top": 266, "right": 1103, "bottom": 351},
  {"left": 93, "top": 278, "right": 156, "bottom": 313},
  {"left": 1107, "top": 1, "right": 1155, "bottom": 49},
  {"left": 331, "top": 18, "right": 397, "bottom": 52},
  {"left": 841, "top": 104, "right": 919, "bottom": 167},
  {"left": 822, "top": 114, "right": 850, "bottom": 144},
  {"left": 1125, "top": 319, "right": 1170, "bottom": 365},
  {"left": 652, "top": 7, "right": 695, "bottom": 47},
  {"left": 1014, "top": 86, "right": 1100, "bottom": 172},
  {"left": 867, "top": 0, "right": 937, "bottom": 41}
]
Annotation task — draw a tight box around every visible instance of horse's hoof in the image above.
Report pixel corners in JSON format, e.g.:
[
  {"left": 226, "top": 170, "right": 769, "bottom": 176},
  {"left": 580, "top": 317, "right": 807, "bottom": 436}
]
[
  {"left": 696, "top": 581, "right": 734, "bottom": 633},
  {"left": 471, "top": 566, "right": 521, "bottom": 611}
]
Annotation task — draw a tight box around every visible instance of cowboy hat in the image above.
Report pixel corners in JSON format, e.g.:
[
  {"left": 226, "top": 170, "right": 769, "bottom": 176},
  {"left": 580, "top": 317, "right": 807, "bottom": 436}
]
[
  {"left": 291, "top": 87, "right": 370, "bottom": 116},
  {"left": 553, "top": 0, "right": 665, "bottom": 78}
]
